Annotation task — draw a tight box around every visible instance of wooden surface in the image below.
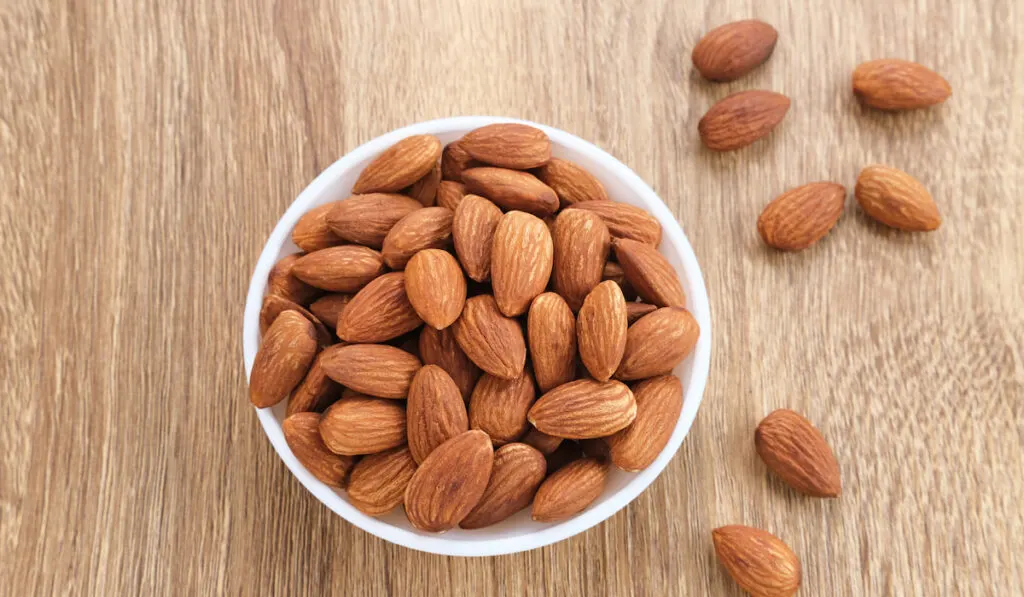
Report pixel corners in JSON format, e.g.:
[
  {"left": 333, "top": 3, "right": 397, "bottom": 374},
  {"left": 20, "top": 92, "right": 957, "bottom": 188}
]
[{"left": 2, "top": 0, "right": 1023, "bottom": 595}]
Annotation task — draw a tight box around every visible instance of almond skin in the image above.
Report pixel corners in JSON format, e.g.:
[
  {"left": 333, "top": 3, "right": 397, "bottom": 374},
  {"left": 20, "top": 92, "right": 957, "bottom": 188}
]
[
  {"left": 460, "top": 443, "right": 547, "bottom": 529},
  {"left": 755, "top": 409, "right": 842, "bottom": 497},
  {"left": 403, "top": 430, "right": 495, "bottom": 532},
  {"left": 319, "top": 395, "right": 407, "bottom": 455},
  {"left": 326, "top": 193, "right": 423, "bottom": 248},
  {"left": 406, "top": 365, "right": 469, "bottom": 463},
  {"left": 615, "top": 307, "right": 700, "bottom": 380},
  {"left": 602, "top": 261, "right": 637, "bottom": 301},
  {"left": 462, "top": 167, "right": 559, "bottom": 216},
  {"left": 758, "top": 182, "right": 847, "bottom": 250},
  {"left": 606, "top": 375, "right": 682, "bottom": 471},
  {"left": 713, "top": 526, "right": 802, "bottom": 597},
  {"left": 535, "top": 157, "right": 609, "bottom": 207},
  {"left": 855, "top": 165, "right": 941, "bottom": 231},
  {"left": 441, "top": 141, "right": 481, "bottom": 182},
  {"left": 577, "top": 281, "right": 628, "bottom": 382},
  {"left": 381, "top": 206, "right": 454, "bottom": 269},
  {"left": 321, "top": 344, "right": 421, "bottom": 399},
  {"left": 452, "top": 194, "right": 503, "bottom": 282},
  {"left": 460, "top": 123, "right": 552, "bottom": 170},
  {"left": 406, "top": 162, "right": 442, "bottom": 206},
  {"left": 625, "top": 301, "right": 657, "bottom": 324},
  {"left": 452, "top": 295, "right": 527, "bottom": 379},
  {"left": 336, "top": 272, "right": 423, "bottom": 343},
  {"left": 419, "top": 326, "right": 481, "bottom": 401},
  {"left": 353, "top": 134, "right": 442, "bottom": 193},
  {"left": 286, "top": 345, "right": 343, "bottom": 416},
  {"left": 527, "top": 293, "right": 578, "bottom": 393},
  {"left": 698, "top": 90, "right": 791, "bottom": 151},
  {"left": 250, "top": 310, "right": 318, "bottom": 408},
  {"left": 528, "top": 379, "right": 636, "bottom": 439},
  {"left": 346, "top": 446, "right": 418, "bottom": 516},
  {"left": 308, "top": 293, "right": 352, "bottom": 330},
  {"left": 404, "top": 249, "right": 467, "bottom": 330},
  {"left": 521, "top": 427, "right": 563, "bottom": 456},
  {"left": 469, "top": 370, "right": 536, "bottom": 445},
  {"left": 552, "top": 209, "right": 611, "bottom": 311},
  {"left": 692, "top": 20, "right": 778, "bottom": 82},
  {"left": 259, "top": 294, "right": 332, "bottom": 347},
  {"left": 292, "top": 203, "right": 345, "bottom": 252},
  {"left": 531, "top": 457, "right": 608, "bottom": 522},
  {"left": 291, "top": 245, "right": 385, "bottom": 293},
  {"left": 613, "top": 238, "right": 686, "bottom": 308},
  {"left": 267, "top": 253, "right": 323, "bottom": 305},
  {"left": 491, "top": 211, "right": 554, "bottom": 317},
  {"left": 436, "top": 180, "right": 467, "bottom": 211},
  {"left": 283, "top": 413, "right": 355, "bottom": 488},
  {"left": 566, "top": 200, "right": 662, "bottom": 246},
  {"left": 853, "top": 59, "right": 952, "bottom": 111}
]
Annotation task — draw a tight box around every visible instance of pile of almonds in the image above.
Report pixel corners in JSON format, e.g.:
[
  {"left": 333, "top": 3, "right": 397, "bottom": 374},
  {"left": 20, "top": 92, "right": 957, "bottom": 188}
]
[{"left": 250, "top": 122, "right": 701, "bottom": 532}]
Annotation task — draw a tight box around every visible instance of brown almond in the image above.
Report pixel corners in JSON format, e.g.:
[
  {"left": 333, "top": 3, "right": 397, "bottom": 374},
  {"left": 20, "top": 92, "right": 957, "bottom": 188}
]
[
  {"left": 267, "top": 253, "right": 323, "bottom": 305},
  {"left": 853, "top": 59, "right": 952, "bottom": 111},
  {"left": 287, "top": 345, "right": 343, "bottom": 416},
  {"left": 615, "top": 307, "right": 700, "bottom": 380},
  {"left": 713, "top": 526, "right": 802, "bottom": 597},
  {"left": 404, "top": 249, "right": 467, "bottom": 330},
  {"left": 452, "top": 194, "right": 503, "bottom": 282},
  {"left": 567, "top": 201, "right": 662, "bottom": 246},
  {"left": 326, "top": 193, "right": 423, "bottom": 248},
  {"left": 698, "top": 90, "right": 790, "bottom": 151},
  {"left": 353, "top": 135, "right": 442, "bottom": 193},
  {"left": 469, "top": 371, "right": 536, "bottom": 445},
  {"left": 606, "top": 375, "right": 682, "bottom": 471},
  {"left": 521, "top": 427, "right": 563, "bottom": 456},
  {"left": 319, "top": 395, "right": 406, "bottom": 455},
  {"left": 406, "top": 162, "right": 441, "bottom": 206},
  {"left": 602, "top": 261, "right": 637, "bottom": 301},
  {"left": 259, "top": 293, "right": 332, "bottom": 347},
  {"left": 419, "top": 326, "right": 481, "bottom": 402},
  {"left": 491, "top": 211, "right": 554, "bottom": 317},
  {"left": 406, "top": 365, "right": 469, "bottom": 463},
  {"left": 527, "top": 293, "right": 577, "bottom": 393},
  {"left": 531, "top": 457, "right": 609, "bottom": 522},
  {"left": 292, "top": 203, "right": 345, "bottom": 252},
  {"left": 249, "top": 310, "right": 318, "bottom": 408},
  {"left": 577, "top": 281, "right": 628, "bottom": 382},
  {"left": 460, "top": 443, "right": 547, "bottom": 529},
  {"left": 460, "top": 123, "right": 552, "bottom": 170},
  {"left": 528, "top": 379, "right": 636, "bottom": 439},
  {"left": 283, "top": 412, "right": 356, "bottom": 488},
  {"left": 855, "top": 165, "right": 941, "bottom": 231},
  {"left": 758, "top": 182, "right": 847, "bottom": 250},
  {"left": 441, "top": 140, "right": 481, "bottom": 182},
  {"left": 321, "top": 344, "right": 421, "bottom": 399},
  {"left": 291, "top": 245, "right": 385, "bottom": 293},
  {"left": 551, "top": 209, "right": 611, "bottom": 311},
  {"left": 336, "top": 272, "right": 423, "bottom": 343},
  {"left": 613, "top": 238, "right": 686, "bottom": 308},
  {"left": 404, "top": 430, "right": 494, "bottom": 532},
  {"left": 692, "top": 20, "right": 778, "bottom": 82},
  {"left": 347, "top": 446, "right": 418, "bottom": 516},
  {"left": 625, "top": 301, "right": 657, "bottom": 324},
  {"left": 755, "top": 409, "right": 842, "bottom": 497},
  {"left": 308, "top": 293, "right": 352, "bottom": 330},
  {"left": 436, "top": 180, "right": 467, "bottom": 211},
  {"left": 381, "top": 207, "right": 454, "bottom": 270},
  {"left": 535, "top": 157, "right": 609, "bottom": 208},
  {"left": 462, "top": 167, "right": 559, "bottom": 216},
  {"left": 452, "top": 295, "right": 527, "bottom": 379}
]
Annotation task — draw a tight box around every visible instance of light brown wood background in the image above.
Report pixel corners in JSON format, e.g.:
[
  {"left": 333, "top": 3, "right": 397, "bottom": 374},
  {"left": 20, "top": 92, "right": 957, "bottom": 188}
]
[{"left": 2, "top": 0, "right": 1022, "bottom": 595}]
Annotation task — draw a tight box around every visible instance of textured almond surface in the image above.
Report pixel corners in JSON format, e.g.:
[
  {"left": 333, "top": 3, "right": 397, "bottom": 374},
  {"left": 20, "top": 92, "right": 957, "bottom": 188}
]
[
  {"left": 758, "top": 182, "right": 847, "bottom": 250},
  {"left": 459, "top": 123, "right": 552, "bottom": 170},
  {"left": 613, "top": 238, "right": 686, "bottom": 308},
  {"left": 418, "top": 326, "right": 481, "bottom": 402},
  {"left": 258, "top": 293, "right": 332, "bottom": 346},
  {"left": 491, "top": 211, "right": 553, "bottom": 317},
  {"left": 567, "top": 201, "right": 662, "bottom": 246},
  {"left": 460, "top": 443, "right": 547, "bottom": 529},
  {"left": 469, "top": 370, "right": 536, "bottom": 445},
  {"left": 713, "top": 526, "right": 802, "bottom": 597},
  {"left": 404, "top": 430, "right": 494, "bottom": 532},
  {"left": 528, "top": 379, "right": 636, "bottom": 439},
  {"left": 406, "top": 162, "right": 441, "bottom": 206},
  {"left": 755, "top": 409, "right": 842, "bottom": 497},
  {"left": 282, "top": 413, "right": 355, "bottom": 488},
  {"left": 291, "top": 245, "right": 385, "bottom": 293},
  {"left": 616, "top": 307, "right": 700, "bottom": 380},
  {"left": 286, "top": 345, "right": 343, "bottom": 416},
  {"left": 326, "top": 193, "right": 423, "bottom": 248},
  {"left": 606, "top": 375, "right": 682, "bottom": 471},
  {"left": 346, "top": 446, "right": 418, "bottom": 516},
  {"left": 320, "top": 344, "right": 421, "bottom": 398},
  {"left": 535, "top": 157, "right": 609, "bottom": 208},
  {"left": 308, "top": 293, "right": 352, "bottom": 330},
  {"left": 691, "top": 20, "right": 778, "bottom": 81},
  {"left": 853, "top": 59, "right": 952, "bottom": 110},
  {"left": 440, "top": 140, "right": 479, "bottom": 182},
  {"left": 353, "top": 134, "right": 442, "bottom": 193},
  {"left": 291, "top": 202, "right": 345, "bottom": 252},
  {"left": 462, "top": 167, "right": 559, "bottom": 216},
  {"left": 531, "top": 457, "right": 608, "bottom": 522},
  {"left": 452, "top": 295, "right": 527, "bottom": 379},
  {"left": 577, "top": 281, "right": 628, "bottom": 381},
  {"left": 319, "top": 395, "right": 407, "bottom": 455},
  {"left": 404, "top": 249, "right": 467, "bottom": 330},
  {"left": 249, "top": 310, "right": 318, "bottom": 408},
  {"left": 527, "top": 293, "right": 577, "bottom": 393},
  {"left": 436, "top": 180, "right": 467, "bottom": 211},
  {"left": 336, "top": 272, "right": 423, "bottom": 343},
  {"left": 551, "top": 209, "right": 610, "bottom": 311},
  {"left": 406, "top": 365, "right": 469, "bottom": 463},
  {"left": 381, "top": 207, "right": 453, "bottom": 269},
  {"left": 267, "top": 253, "right": 323, "bottom": 305},
  {"left": 855, "top": 165, "right": 941, "bottom": 231},
  {"left": 452, "top": 194, "right": 503, "bottom": 282},
  {"left": 698, "top": 90, "right": 791, "bottom": 151}
]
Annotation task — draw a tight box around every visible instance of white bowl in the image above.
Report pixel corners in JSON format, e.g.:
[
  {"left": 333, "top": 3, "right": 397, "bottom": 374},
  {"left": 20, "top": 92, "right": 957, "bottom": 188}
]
[{"left": 243, "top": 116, "right": 711, "bottom": 556}]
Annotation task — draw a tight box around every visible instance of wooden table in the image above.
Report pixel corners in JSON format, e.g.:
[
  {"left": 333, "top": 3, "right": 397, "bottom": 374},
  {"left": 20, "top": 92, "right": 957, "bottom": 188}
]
[{"left": 3, "top": 1, "right": 1022, "bottom": 595}]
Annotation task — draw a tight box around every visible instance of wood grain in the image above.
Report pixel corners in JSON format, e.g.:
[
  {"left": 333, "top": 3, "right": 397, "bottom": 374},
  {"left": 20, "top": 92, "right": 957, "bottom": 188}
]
[{"left": 2, "top": 0, "right": 1023, "bottom": 595}]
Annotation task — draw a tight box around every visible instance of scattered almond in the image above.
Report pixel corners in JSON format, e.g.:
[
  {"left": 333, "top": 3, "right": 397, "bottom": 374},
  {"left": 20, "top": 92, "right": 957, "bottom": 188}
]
[
  {"left": 698, "top": 90, "right": 791, "bottom": 151},
  {"left": 758, "top": 182, "right": 847, "bottom": 250},
  {"left": 712, "top": 525, "right": 802, "bottom": 597},
  {"left": 404, "top": 430, "right": 494, "bottom": 532},
  {"left": 755, "top": 409, "right": 842, "bottom": 497},
  {"left": 855, "top": 165, "right": 941, "bottom": 231},
  {"left": 692, "top": 20, "right": 778, "bottom": 82},
  {"left": 853, "top": 59, "right": 952, "bottom": 111},
  {"left": 353, "top": 134, "right": 442, "bottom": 193}
]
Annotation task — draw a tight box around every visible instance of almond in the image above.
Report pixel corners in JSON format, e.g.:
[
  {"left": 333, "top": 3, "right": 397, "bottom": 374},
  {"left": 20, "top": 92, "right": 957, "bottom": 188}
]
[
  {"left": 462, "top": 167, "right": 559, "bottom": 216},
  {"left": 531, "top": 457, "right": 608, "bottom": 522},
  {"left": 336, "top": 272, "right": 423, "bottom": 342},
  {"left": 308, "top": 293, "right": 352, "bottom": 330},
  {"left": 441, "top": 140, "right": 481, "bottom": 182},
  {"left": 755, "top": 409, "right": 842, "bottom": 497},
  {"left": 404, "top": 430, "right": 494, "bottom": 532},
  {"left": 698, "top": 90, "right": 790, "bottom": 151},
  {"left": 381, "top": 207, "right": 454, "bottom": 269},
  {"left": 404, "top": 249, "right": 467, "bottom": 330},
  {"left": 267, "top": 253, "right": 323, "bottom": 305},
  {"left": 521, "top": 426, "right": 563, "bottom": 455},
  {"left": 249, "top": 310, "right": 318, "bottom": 408},
  {"left": 353, "top": 134, "right": 442, "bottom": 193},
  {"left": 319, "top": 395, "right": 407, "bottom": 455},
  {"left": 460, "top": 443, "right": 547, "bottom": 529},
  {"left": 528, "top": 379, "right": 636, "bottom": 439},
  {"left": 404, "top": 365, "right": 470, "bottom": 464},
  {"left": 259, "top": 293, "right": 332, "bottom": 347},
  {"left": 527, "top": 293, "right": 577, "bottom": 393},
  {"left": 491, "top": 211, "right": 554, "bottom": 317},
  {"left": 292, "top": 203, "right": 345, "bottom": 252},
  {"left": 469, "top": 370, "right": 536, "bottom": 445},
  {"left": 452, "top": 194, "right": 503, "bottom": 282},
  {"left": 346, "top": 445, "right": 418, "bottom": 516},
  {"left": 626, "top": 301, "right": 657, "bottom": 324},
  {"left": 283, "top": 412, "right": 356, "bottom": 488},
  {"left": 535, "top": 157, "right": 609, "bottom": 207},
  {"left": 406, "top": 162, "right": 442, "bottom": 206},
  {"left": 321, "top": 344, "right": 421, "bottom": 399},
  {"left": 291, "top": 245, "right": 385, "bottom": 293},
  {"left": 855, "top": 165, "right": 941, "bottom": 231},
  {"left": 606, "top": 375, "right": 682, "bottom": 471},
  {"left": 613, "top": 238, "right": 686, "bottom": 308},
  {"left": 712, "top": 526, "right": 802, "bottom": 597},
  {"left": 577, "top": 281, "right": 628, "bottom": 381},
  {"left": 615, "top": 307, "right": 699, "bottom": 380},
  {"left": 758, "top": 182, "right": 847, "bottom": 250},
  {"left": 602, "top": 261, "right": 637, "bottom": 301},
  {"left": 418, "top": 326, "right": 481, "bottom": 401},
  {"left": 551, "top": 209, "right": 611, "bottom": 311},
  {"left": 452, "top": 295, "right": 527, "bottom": 379},
  {"left": 459, "top": 123, "right": 552, "bottom": 170},
  {"left": 852, "top": 59, "right": 952, "bottom": 111},
  {"left": 326, "top": 193, "right": 423, "bottom": 248},
  {"left": 692, "top": 20, "right": 778, "bottom": 82},
  {"left": 436, "top": 180, "right": 467, "bottom": 211},
  {"left": 286, "top": 345, "right": 343, "bottom": 416},
  {"left": 566, "top": 201, "right": 662, "bottom": 246}
]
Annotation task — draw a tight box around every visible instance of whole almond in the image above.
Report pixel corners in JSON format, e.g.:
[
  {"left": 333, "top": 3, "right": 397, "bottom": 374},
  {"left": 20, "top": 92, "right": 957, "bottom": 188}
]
[
  {"left": 292, "top": 202, "right": 345, "bottom": 252},
  {"left": 321, "top": 344, "right": 421, "bottom": 398},
  {"left": 855, "top": 165, "right": 941, "bottom": 231},
  {"left": 291, "top": 245, "right": 385, "bottom": 293},
  {"left": 326, "top": 193, "right": 423, "bottom": 248},
  {"left": 250, "top": 310, "right": 318, "bottom": 408},
  {"left": 405, "top": 249, "right": 467, "bottom": 330},
  {"left": 267, "top": 253, "right": 323, "bottom": 305},
  {"left": 566, "top": 201, "right": 662, "bottom": 246},
  {"left": 452, "top": 295, "right": 527, "bottom": 379},
  {"left": 406, "top": 365, "right": 469, "bottom": 463},
  {"left": 527, "top": 293, "right": 577, "bottom": 393},
  {"left": 626, "top": 301, "right": 657, "bottom": 324},
  {"left": 698, "top": 90, "right": 791, "bottom": 151},
  {"left": 852, "top": 59, "right": 952, "bottom": 111},
  {"left": 469, "top": 370, "right": 536, "bottom": 445},
  {"left": 521, "top": 427, "right": 563, "bottom": 455},
  {"left": 462, "top": 167, "right": 559, "bottom": 216},
  {"left": 308, "top": 293, "right": 352, "bottom": 330},
  {"left": 381, "top": 207, "right": 454, "bottom": 269},
  {"left": 460, "top": 443, "right": 547, "bottom": 529},
  {"left": 404, "top": 430, "right": 494, "bottom": 532},
  {"left": 259, "top": 293, "right": 332, "bottom": 347},
  {"left": 336, "top": 272, "right": 423, "bottom": 342},
  {"left": 613, "top": 238, "right": 686, "bottom": 308},
  {"left": 441, "top": 141, "right": 481, "bottom": 182},
  {"left": 551, "top": 209, "right": 611, "bottom": 311},
  {"left": 616, "top": 307, "right": 700, "bottom": 380},
  {"left": 713, "top": 526, "right": 802, "bottom": 597},
  {"left": 459, "top": 123, "right": 552, "bottom": 170},
  {"left": 755, "top": 409, "right": 842, "bottom": 497},
  {"left": 758, "top": 182, "right": 847, "bottom": 250},
  {"left": 283, "top": 412, "right": 356, "bottom": 488},
  {"left": 287, "top": 345, "right": 343, "bottom": 416},
  {"left": 532, "top": 456, "right": 609, "bottom": 522},
  {"left": 436, "top": 180, "right": 467, "bottom": 211},
  {"left": 535, "top": 157, "right": 609, "bottom": 208},
  {"left": 452, "top": 194, "right": 503, "bottom": 282},
  {"left": 491, "top": 211, "right": 554, "bottom": 317},
  {"left": 353, "top": 134, "right": 442, "bottom": 193},
  {"left": 347, "top": 445, "right": 418, "bottom": 516},
  {"left": 692, "top": 20, "right": 778, "bottom": 82},
  {"left": 419, "top": 326, "right": 481, "bottom": 401},
  {"left": 528, "top": 379, "right": 636, "bottom": 439},
  {"left": 319, "top": 395, "right": 406, "bottom": 455},
  {"left": 577, "top": 281, "right": 628, "bottom": 381},
  {"left": 606, "top": 375, "right": 682, "bottom": 471},
  {"left": 406, "top": 162, "right": 442, "bottom": 206}
]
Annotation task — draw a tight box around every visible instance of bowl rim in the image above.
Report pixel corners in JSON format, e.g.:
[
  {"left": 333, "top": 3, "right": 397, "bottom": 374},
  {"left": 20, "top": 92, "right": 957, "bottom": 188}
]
[{"left": 242, "top": 116, "right": 712, "bottom": 556}]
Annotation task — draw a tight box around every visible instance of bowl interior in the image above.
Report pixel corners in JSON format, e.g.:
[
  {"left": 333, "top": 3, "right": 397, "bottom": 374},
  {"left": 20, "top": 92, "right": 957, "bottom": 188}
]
[{"left": 243, "top": 117, "right": 711, "bottom": 556}]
